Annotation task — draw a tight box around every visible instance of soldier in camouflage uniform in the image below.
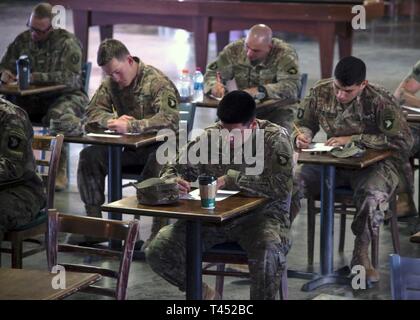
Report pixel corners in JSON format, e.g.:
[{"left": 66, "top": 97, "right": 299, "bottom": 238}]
[
  {"left": 0, "top": 3, "right": 88, "bottom": 190},
  {"left": 146, "top": 91, "right": 294, "bottom": 300},
  {"left": 0, "top": 97, "right": 46, "bottom": 248},
  {"left": 204, "top": 24, "right": 301, "bottom": 134},
  {"left": 77, "top": 39, "right": 179, "bottom": 244},
  {"left": 291, "top": 56, "right": 413, "bottom": 283},
  {"left": 394, "top": 60, "right": 420, "bottom": 241}
]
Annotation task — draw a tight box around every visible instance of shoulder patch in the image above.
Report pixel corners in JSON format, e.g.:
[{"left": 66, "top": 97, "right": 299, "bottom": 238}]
[
  {"left": 297, "top": 108, "right": 304, "bottom": 119},
  {"left": 8, "top": 135, "right": 21, "bottom": 149},
  {"left": 287, "top": 67, "right": 297, "bottom": 75},
  {"left": 277, "top": 151, "right": 290, "bottom": 166},
  {"left": 168, "top": 95, "right": 177, "bottom": 108},
  {"left": 70, "top": 53, "right": 80, "bottom": 65}
]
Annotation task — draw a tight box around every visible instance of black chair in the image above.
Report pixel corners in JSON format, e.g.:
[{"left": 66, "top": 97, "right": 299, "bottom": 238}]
[{"left": 389, "top": 254, "right": 420, "bottom": 300}]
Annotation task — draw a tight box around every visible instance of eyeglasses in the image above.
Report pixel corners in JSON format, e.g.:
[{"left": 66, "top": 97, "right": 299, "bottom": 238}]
[{"left": 26, "top": 22, "right": 52, "bottom": 35}]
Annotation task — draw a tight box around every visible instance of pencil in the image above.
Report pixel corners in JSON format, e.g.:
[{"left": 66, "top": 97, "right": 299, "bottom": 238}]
[
  {"left": 216, "top": 71, "right": 222, "bottom": 83},
  {"left": 293, "top": 122, "right": 303, "bottom": 136},
  {"left": 111, "top": 104, "right": 117, "bottom": 119}
]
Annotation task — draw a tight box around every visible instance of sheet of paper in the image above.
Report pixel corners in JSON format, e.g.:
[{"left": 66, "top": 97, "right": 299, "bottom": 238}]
[
  {"left": 180, "top": 189, "right": 239, "bottom": 201},
  {"left": 86, "top": 133, "right": 122, "bottom": 138},
  {"left": 402, "top": 105, "right": 420, "bottom": 113},
  {"left": 208, "top": 94, "right": 222, "bottom": 101},
  {"left": 104, "top": 130, "right": 141, "bottom": 136},
  {"left": 301, "top": 142, "right": 334, "bottom": 152},
  {"left": 226, "top": 78, "right": 238, "bottom": 92}
]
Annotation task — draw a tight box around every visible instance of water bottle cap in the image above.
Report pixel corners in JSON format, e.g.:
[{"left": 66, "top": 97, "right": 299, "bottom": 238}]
[
  {"left": 182, "top": 69, "right": 189, "bottom": 74},
  {"left": 196, "top": 67, "right": 201, "bottom": 72}
]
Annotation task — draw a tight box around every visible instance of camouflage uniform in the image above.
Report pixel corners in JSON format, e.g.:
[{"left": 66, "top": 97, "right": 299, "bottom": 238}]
[
  {"left": 404, "top": 60, "right": 420, "bottom": 157},
  {"left": 204, "top": 38, "right": 301, "bottom": 133},
  {"left": 0, "top": 29, "right": 88, "bottom": 132},
  {"left": 78, "top": 57, "right": 180, "bottom": 215},
  {"left": 146, "top": 119, "right": 294, "bottom": 300},
  {"left": 0, "top": 98, "right": 45, "bottom": 246},
  {"left": 291, "top": 79, "right": 413, "bottom": 239}
]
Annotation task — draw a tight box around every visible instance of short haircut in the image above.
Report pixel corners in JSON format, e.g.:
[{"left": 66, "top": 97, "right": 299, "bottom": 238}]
[
  {"left": 32, "top": 2, "right": 53, "bottom": 20},
  {"left": 97, "top": 39, "right": 130, "bottom": 67},
  {"left": 334, "top": 56, "right": 366, "bottom": 86},
  {"left": 217, "top": 90, "right": 256, "bottom": 124}
]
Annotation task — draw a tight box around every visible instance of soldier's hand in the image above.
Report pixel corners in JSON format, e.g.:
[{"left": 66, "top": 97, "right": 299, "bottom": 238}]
[
  {"left": 174, "top": 178, "right": 191, "bottom": 194},
  {"left": 0, "top": 70, "right": 17, "bottom": 84},
  {"left": 217, "top": 176, "right": 226, "bottom": 191},
  {"left": 107, "top": 118, "right": 129, "bottom": 133},
  {"left": 118, "top": 115, "right": 134, "bottom": 121},
  {"left": 211, "top": 82, "right": 225, "bottom": 98},
  {"left": 296, "top": 134, "right": 311, "bottom": 149},
  {"left": 243, "top": 87, "right": 258, "bottom": 97},
  {"left": 325, "top": 136, "right": 351, "bottom": 147}
]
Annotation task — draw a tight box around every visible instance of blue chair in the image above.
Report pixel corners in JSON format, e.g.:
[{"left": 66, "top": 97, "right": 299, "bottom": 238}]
[
  {"left": 389, "top": 254, "right": 420, "bottom": 300},
  {"left": 82, "top": 62, "right": 92, "bottom": 94}
]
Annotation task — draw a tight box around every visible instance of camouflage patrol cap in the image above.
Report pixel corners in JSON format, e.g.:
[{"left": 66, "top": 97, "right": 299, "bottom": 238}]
[
  {"left": 132, "top": 178, "right": 179, "bottom": 205},
  {"left": 330, "top": 142, "right": 366, "bottom": 158},
  {"left": 50, "top": 114, "right": 83, "bottom": 136}
]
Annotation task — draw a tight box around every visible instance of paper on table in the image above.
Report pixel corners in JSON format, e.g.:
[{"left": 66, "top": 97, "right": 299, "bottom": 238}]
[
  {"left": 301, "top": 142, "right": 334, "bottom": 152},
  {"left": 208, "top": 94, "right": 222, "bottom": 101},
  {"left": 402, "top": 105, "right": 420, "bottom": 113},
  {"left": 180, "top": 189, "right": 239, "bottom": 201},
  {"left": 104, "top": 129, "right": 141, "bottom": 136},
  {"left": 86, "top": 133, "right": 122, "bottom": 138}
]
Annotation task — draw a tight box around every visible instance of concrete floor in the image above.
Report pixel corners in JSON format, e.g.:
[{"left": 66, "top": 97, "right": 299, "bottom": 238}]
[{"left": 1, "top": 0, "right": 420, "bottom": 300}]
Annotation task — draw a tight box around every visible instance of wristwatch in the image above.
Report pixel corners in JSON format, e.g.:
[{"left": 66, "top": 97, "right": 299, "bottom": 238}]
[{"left": 255, "top": 85, "right": 267, "bottom": 101}]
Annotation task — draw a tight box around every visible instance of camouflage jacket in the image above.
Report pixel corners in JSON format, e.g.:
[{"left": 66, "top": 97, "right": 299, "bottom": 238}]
[
  {"left": 84, "top": 58, "right": 180, "bottom": 134},
  {"left": 0, "top": 98, "right": 45, "bottom": 203},
  {"left": 0, "top": 29, "right": 85, "bottom": 92},
  {"left": 160, "top": 119, "right": 294, "bottom": 220},
  {"left": 204, "top": 38, "right": 301, "bottom": 104},
  {"left": 292, "top": 79, "right": 414, "bottom": 168}
]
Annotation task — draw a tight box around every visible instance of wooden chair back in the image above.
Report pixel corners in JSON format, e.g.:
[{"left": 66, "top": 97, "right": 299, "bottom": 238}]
[{"left": 47, "top": 209, "right": 140, "bottom": 300}]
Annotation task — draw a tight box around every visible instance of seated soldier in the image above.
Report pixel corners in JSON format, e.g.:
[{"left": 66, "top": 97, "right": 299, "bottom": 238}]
[
  {"left": 291, "top": 56, "right": 413, "bottom": 283},
  {"left": 394, "top": 60, "right": 420, "bottom": 241},
  {"left": 146, "top": 90, "right": 294, "bottom": 299},
  {"left": 76, "top": 39, "right": 179, "bottom": 245},
  {"left": 203, "top": 24, "right": 301, "bottom": 134},
  {"left": 0, "top": 2, "right": 88, "bottom": 190},
  {"left": 0, "top": 98, "right": 46, "bottom": 248}
]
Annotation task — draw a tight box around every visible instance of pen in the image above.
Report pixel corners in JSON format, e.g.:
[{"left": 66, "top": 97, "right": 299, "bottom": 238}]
[
  {"left": 216, "top": 71, "right": 222, "bottom": 84},
  {"left": 293, "top": 122, "right": 303, "bottom": 136},
  {"left": 111, "top": 103, "right": 118, "bottom": 119}
]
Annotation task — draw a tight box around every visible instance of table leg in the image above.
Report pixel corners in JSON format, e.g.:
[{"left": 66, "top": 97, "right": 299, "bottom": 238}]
[
  {"left": 108, "top": 145, "right": 122, "bottom": 249},
  {"left": 301, "top": 165, "right": 351, "bottom": 291},
  {"left": 186, "top": 220, "right": 202, "bottom": 300}
]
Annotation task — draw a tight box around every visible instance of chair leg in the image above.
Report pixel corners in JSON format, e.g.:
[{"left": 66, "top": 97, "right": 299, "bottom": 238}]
[
  {"left": 307, "top": 196, "right": 316, "bottom": 265},
  {"left": 390, "top": 196, "right": 401, "bottom": 254},
  {"left": 11, "top": 240, "right": 23, "bottom": 269},
  {"left": 215, "top": 264, "right": 225, "bottom": 299},
  {"left": 279, "top": 266, "right": 288, "bottom": 300},
  {"left": 339, "top": 212, "right": 346, "bottom": 253},
  {"left": 371, "top": 230, "right": 379, "bottom": 269}
]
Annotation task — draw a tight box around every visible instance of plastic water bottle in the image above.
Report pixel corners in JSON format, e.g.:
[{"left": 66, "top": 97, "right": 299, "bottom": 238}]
[
  {"left": 192, "top": 67, "right": 204, "bottom": 103},
  {"left": 178, "top": 69, "right": 192, "bottom": 102}
]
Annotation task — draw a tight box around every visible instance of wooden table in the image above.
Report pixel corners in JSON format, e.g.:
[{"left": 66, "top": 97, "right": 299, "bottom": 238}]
[
  {"left": 296, "top": 149, "right": 393, "bottom": 291},
  {"left": 102, "top": 193, "right": 267, "bottom": 299},
  {"left": 0, "top": 83, "right": 66, "bottom": 96},
  {"left": 53, "top": 0, "right": 384, "bottom": 78},
  {"left": 65, "top": 132, "right": 166, "bottom": 248},
  {"left": 0, "top": 268, "right": 101, "bottom": 300}
]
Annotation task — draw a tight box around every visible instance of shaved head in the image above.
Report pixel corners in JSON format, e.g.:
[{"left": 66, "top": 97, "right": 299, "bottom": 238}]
[
  {"left": 244, "top": 24, "right": 273, "bottom": 63},
  {"left": 247, "top": 24, "right": 273, "bottom": 46}
]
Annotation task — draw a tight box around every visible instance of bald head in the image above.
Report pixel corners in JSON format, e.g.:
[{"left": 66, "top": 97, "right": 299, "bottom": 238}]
[{"left": 244, "top": 24, "right": 273, "bottom": 63}]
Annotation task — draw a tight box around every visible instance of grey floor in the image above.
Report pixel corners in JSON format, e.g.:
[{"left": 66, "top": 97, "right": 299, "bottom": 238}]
[{"left": 1, "top": 0, "right": 420, "bottom": 300}]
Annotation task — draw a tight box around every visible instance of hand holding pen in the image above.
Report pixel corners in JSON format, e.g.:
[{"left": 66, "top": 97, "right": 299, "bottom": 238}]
[{"left": 211, "top": 71, "right": 225, "bottom": 98}]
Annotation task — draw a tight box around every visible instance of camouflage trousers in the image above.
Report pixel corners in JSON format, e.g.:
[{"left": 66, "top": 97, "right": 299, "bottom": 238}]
[
  {"left": 146, "top": 210, "right": 291, "bottom": 300},
  {"left": 13, "top": 90, "right": 87, "bottom": 129},
  {"left": 256, "top": 102, "right": 297, "bottom": 134},
  {"left": 291, "top": 159, "right": 399, "bottom": 236},
  {"left": 77, "top": 143, "right": 162, "bottom": 206},
  {"left": 0, "top": 185, "right": 45, "bottom": 248}
]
